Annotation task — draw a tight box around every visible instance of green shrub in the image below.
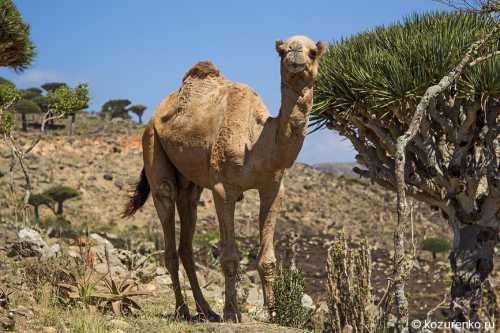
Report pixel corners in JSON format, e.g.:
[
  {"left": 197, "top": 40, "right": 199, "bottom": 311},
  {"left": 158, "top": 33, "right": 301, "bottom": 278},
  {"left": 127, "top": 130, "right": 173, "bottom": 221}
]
[
  {"left": 420, "top": 237, "right": 451, "bottom": 260},
  {"left": 271, "top": 263, "right": 308, "bottom": 328},
  {"left": 43, "top": 186, "right": 80, "bottom": 215}
]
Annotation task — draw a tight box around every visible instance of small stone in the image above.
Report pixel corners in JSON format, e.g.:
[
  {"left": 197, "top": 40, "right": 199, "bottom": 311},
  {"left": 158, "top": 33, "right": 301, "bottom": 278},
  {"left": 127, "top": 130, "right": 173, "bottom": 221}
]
[
  {"left": 103, "top": 173, "right": 113, "bottom": 181},
  {"left": 301, "top": 293, "right": 314, "bottom": 311},
  {"left": 89, "top": 233, "right": 114, "bottom": 248},
  {"left": 11, "top": 305, "right": 34, "bottom": 318},
  {"left": 46, "top": 244, "right": 61, "bottom": 258}
]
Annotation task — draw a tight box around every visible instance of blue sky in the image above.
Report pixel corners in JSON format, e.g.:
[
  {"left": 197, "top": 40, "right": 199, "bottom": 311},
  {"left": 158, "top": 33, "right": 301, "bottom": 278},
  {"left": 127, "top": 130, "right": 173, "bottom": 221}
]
[{"left": 1, "top": 0, "right": 447, "bottom": 164}]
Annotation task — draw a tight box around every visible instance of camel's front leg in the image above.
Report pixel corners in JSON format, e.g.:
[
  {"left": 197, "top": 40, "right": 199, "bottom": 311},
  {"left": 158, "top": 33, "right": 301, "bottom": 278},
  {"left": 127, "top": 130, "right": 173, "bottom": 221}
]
[
  {"left": 257, "top": 180, "right": 284, "bottom": 313},
  {"left": 212, "top": 183, "right": 241, "bottom": 322}
]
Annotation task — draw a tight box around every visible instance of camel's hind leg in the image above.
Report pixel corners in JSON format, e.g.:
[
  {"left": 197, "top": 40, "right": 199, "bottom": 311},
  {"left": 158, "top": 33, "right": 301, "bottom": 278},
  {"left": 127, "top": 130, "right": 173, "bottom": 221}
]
[
  {"left": 142, "top": 125, "right": 190, "bottom": 320},
  {"left": 177, "top": 176, "right": 221, "bottom": 322}
]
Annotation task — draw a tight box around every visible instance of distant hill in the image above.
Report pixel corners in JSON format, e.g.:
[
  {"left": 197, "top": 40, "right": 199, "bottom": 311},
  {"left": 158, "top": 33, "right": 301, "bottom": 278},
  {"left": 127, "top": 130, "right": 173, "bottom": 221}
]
[{"left": 313, "top": 162, "right": 359, "bottom": 178}]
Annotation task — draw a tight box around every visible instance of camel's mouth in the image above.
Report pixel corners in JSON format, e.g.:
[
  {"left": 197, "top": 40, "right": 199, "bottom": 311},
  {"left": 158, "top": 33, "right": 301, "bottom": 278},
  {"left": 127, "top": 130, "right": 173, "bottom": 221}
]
[{"left": 286, "top": 63, "right": 306, "bottom": 73}]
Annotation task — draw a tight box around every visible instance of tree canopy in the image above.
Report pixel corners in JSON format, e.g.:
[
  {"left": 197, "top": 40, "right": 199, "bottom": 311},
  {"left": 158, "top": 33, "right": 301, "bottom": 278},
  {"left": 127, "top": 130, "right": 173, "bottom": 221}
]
[
  {"left": 101, "top": 99, "right": 131, "bottom": 119},
  {"left": 15, "top": 99, "right": 41, "bottom": 115},
  {"left": 312, "top": 11, "right": 500, "bottom": 127},
  {"left": 32, "top": 95, "right": 50, "bottom": 112},
  {"left": 21, "top": 87, "right": 42, "bottom": 100},
  {"left": 0, "top": 76, "right": 14, "bottom": 87},
  {"left": 48, "top": 83, "right": 89, "bottom": 117},
  {"left": 43, "top": 185, "right": 80, "bottom": 215},
  {"left": 0, "top": 0, "right": 35, "bottom": 70},
  {"left": 0, "top": 82, "right": 19, "bottom": 133},
  {"left": 128, "top": 104, "right": 146, "bottom": 123},
  {"left": 41, "top": 82, "right": 67, "bottom": 93}
]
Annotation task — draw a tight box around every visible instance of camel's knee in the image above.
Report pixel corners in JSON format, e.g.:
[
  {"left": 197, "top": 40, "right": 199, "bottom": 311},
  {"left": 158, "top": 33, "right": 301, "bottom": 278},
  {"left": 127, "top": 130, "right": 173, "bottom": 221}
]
[
  {"left": 257, "top": 258, "right": 276, "bottom": 281},
  {"left": 152, "top": 180, "right": 177, "bottom": 201}
]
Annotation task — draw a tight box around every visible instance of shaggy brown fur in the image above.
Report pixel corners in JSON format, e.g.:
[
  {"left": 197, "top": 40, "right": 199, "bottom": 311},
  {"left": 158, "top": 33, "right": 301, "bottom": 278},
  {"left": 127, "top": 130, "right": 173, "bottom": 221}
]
[{"left": 182, "top": 61, "right": 221, "bottom": 82}]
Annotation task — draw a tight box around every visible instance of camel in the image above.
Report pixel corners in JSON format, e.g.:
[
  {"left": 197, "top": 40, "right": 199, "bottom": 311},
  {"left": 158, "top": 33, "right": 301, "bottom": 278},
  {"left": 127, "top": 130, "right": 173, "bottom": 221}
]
[{"left": 123, "top": 35, "right": 325, "bottom": 322}]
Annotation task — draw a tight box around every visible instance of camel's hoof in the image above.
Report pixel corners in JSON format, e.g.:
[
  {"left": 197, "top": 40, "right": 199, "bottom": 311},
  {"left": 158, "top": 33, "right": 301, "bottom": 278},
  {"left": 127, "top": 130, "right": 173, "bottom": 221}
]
[{"left": 192, "top": 310, "right": 222, "bottom": 323}]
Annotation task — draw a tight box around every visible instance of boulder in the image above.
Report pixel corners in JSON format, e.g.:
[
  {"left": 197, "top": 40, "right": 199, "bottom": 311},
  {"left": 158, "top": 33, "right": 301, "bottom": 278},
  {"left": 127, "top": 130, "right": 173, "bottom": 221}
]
[
  {"left": 8, "top": 228, "right": 59, "bottom": 259},
  {"left": 89, "top": 233, "right": 127, "bottom": 276}
]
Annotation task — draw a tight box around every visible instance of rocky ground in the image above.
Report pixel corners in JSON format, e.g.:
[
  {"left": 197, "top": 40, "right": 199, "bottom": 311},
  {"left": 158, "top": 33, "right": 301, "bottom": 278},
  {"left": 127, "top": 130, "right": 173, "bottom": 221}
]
[{"left": 0, "top": 113, "right": 498, "bottom": 332}]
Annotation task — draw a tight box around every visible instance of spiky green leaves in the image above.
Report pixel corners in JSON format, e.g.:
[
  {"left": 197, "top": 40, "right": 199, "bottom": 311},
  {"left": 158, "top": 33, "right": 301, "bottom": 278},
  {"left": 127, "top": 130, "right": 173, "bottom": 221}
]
[
  {"left": 0, "top": 0, "right": 35, "bottom": 70},
  {"left": 28, "top": 193, "right": 53, "bottom": 208},
  {"left": 44, "top": 186, "right": 80, "bottom": 203},
  {"left": 312, "top": 11, "right": 500, "bottom": 127}
]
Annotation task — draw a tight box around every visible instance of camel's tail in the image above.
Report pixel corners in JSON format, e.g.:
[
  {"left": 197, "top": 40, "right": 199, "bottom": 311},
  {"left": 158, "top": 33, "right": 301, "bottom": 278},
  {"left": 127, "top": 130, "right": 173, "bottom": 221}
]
[{"left": 122, "top": 168, "right": 150, "bottom": 218}]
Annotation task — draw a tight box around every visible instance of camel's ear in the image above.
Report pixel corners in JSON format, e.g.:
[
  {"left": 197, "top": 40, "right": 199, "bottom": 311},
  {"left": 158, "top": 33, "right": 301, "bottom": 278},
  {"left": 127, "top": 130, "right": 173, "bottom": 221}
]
[
  {"left": 275, "top": 40, "right": 286, "bottom": 57},
  {"left": 316, "top": 41, "right": 326, "bottom": 57}
]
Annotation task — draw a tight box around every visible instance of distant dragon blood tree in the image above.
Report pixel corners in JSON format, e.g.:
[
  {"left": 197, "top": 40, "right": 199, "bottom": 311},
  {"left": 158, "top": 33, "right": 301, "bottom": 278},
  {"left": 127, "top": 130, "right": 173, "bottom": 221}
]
[{"left": 312, "top": 12, "right": 499, "bottom": 321}]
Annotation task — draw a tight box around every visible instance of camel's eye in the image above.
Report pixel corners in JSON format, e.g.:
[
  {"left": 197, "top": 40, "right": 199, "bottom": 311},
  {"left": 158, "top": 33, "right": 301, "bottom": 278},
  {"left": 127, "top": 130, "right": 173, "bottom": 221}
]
[{"left": 309, "top": 49, "right": 317, "bottom": 60}]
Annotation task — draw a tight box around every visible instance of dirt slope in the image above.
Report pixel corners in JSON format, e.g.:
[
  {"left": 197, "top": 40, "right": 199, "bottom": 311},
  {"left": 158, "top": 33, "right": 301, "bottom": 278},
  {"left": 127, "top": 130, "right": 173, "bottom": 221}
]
[{"left": 0, "top": 114, "right": 498, "bottom": 323}]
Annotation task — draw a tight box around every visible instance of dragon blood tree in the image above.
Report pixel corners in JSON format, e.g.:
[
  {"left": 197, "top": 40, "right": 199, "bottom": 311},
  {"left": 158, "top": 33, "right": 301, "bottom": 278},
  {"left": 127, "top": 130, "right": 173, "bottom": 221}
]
[{"left": 312, "top": 12, "right": 499, "bottom": 321}]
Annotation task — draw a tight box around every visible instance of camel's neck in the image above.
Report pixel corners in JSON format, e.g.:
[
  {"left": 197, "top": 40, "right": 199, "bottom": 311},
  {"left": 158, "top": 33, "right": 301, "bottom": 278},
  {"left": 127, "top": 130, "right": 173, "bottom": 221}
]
[{"left": 274, "top": 79, "right": 313, "bottom": 168}]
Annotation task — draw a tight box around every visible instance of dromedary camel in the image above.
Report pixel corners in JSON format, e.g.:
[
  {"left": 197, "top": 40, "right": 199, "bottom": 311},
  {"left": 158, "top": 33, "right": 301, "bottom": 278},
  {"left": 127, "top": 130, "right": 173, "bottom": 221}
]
[{"left": 123, "top": 35, "right": 325, "bottom": 322}]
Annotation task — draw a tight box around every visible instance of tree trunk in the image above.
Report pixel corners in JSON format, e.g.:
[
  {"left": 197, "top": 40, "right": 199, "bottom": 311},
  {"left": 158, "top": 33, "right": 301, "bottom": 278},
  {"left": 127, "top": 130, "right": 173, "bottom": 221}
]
[
  {"left": 449, "top": 222, "right": 497, "bottom": 322},
  {"left": 33, "top": 206, "right": 39, "bottom": 223},
  {"left": 21, "top": 113, "right": 27, "bottom": 131},
  {"left": 56, "top": 202, "right": 63, "bottom": 215},
  {"left": 68, "top": 113, "right": 75, "bottom": 136},
  {"left": 138, "top": 114, "right": 142, "bottom": 124}
]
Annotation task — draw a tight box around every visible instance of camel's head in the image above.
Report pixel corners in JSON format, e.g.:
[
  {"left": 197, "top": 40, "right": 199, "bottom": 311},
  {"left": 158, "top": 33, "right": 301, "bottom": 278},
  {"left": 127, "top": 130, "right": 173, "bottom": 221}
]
[{"left": 276, "top": 35, "right": 326, "bottom": 82}]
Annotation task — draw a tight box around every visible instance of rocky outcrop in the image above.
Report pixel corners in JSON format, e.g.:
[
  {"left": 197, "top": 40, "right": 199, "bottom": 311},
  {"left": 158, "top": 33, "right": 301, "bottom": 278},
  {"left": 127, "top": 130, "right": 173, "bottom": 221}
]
[{"left": 8, "top": 228, "right": 60, "bottom": 259}]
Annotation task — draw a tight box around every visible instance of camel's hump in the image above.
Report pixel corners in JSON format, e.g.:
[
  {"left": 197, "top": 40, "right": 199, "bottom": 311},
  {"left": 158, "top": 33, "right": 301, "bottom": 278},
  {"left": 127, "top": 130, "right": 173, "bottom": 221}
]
[{"left": 182, "top": 61, "right": 222, "bottom": 82}]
